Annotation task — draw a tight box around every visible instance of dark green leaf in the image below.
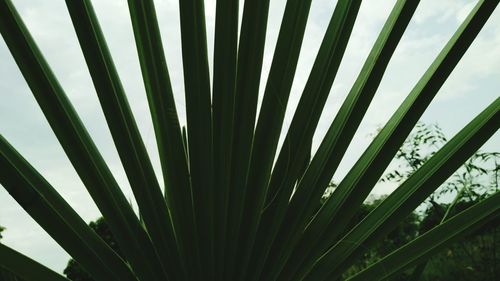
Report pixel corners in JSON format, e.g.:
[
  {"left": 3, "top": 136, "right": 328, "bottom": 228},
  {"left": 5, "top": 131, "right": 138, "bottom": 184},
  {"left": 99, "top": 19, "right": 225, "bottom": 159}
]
[
  {"left": 0, "top": 243, "right": 69, "bottom": 281},
  {"left": 347, "top": 192, "right": 500, "bottom": 281},
  {"left": 64, "top": 1, "right": 182, "bottom": 279},
  {"left": 0, "top": 135, "right": 137, "bottom": 281},
  {"left": 0, "top": 1, "right": 167, "bottom": 279},
  {"left": 290, "top": 2, "right": 498, "bottom": 279}
]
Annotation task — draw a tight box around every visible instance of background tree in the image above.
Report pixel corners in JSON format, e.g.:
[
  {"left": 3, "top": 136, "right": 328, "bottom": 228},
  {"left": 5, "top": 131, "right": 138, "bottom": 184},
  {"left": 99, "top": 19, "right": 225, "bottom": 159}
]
[
  {"left": 321, "top": 122, "right": 499, "bottom": 279},
  {"left": 381, "top": 121, "right": 499, "bottom": 206},
  {"left": 380, "top": 121, "right": 500, "bottom": 280},
  {"left": 417, "top": 200, "right": 500, "bottom": 281},
  {"left": 381, "top": 122, "right": 447, "bottom": 185},
  {"left": 341, "top": 196, "right": 420, "bottom": 280},
  {"left": 64, "top": 218, "right": 123, "bottom": 281}
]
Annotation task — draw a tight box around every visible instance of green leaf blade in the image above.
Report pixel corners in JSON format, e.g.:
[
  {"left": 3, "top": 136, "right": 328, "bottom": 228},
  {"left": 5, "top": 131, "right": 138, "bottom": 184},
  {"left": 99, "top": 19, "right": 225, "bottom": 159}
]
[
  {"left": 64, "top": 1, "right": 182, "bottom": 279},
  {"left": 212, "top": 0, "right": 239, "bottom": 279},
  {"left": 303, "top": 97, "right": 500, "bottom": 280},
  {"left": 347, "top": 191, "right": 500, "bottom": 281},
  {"left": 234, "top": 0, "right": 314, "bottom": 278},
  {"left": 0, "top": 135, "right": 137, "bottom": 281},
  {"left": 262, "top": 1, "right": 421, "bottom": 279},
  {"left": 0, "top": 1, "right": 167, "bottom": 279},
  {"left": 178, "top": 0, "right": 214, "bottom": 278},
  {"left": 127, "top": 1, "right": 198, "bottom": 279},
  {"left": 224, "top": 0, "right": 271, "bottom": 278},
  {"left": 245, "top": 1, "right": 362, "bottom": 280},
  {"left": 292, "top": 1, "right": 499, "bottom": 278},
  {"left": 0, "top": 244, "right": 69, "bottom": 281}
]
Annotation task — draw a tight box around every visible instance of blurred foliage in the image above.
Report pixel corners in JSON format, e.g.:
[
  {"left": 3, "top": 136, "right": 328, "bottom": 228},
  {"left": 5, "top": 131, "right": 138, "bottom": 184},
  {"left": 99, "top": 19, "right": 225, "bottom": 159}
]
[
  {"left": 417, "top": 200, "right": 500, "bottom": 281},
  {"left": 64, "top": 218, "right": 124, "bottom": 281},
  {"left": 387, "top": 122, "right": 499, "bottom": 280},
  {"left": 381, "top": 122, "right": 447, "bottom": 184},
  {"left": 337, "top": 122, "right": 499, "bottom": 280},
  {"left": 381, "top": 121, "right": 499, "bottom": 204},
  {"left": 341, "top": 196, "right": 420, "bottom": 280}
]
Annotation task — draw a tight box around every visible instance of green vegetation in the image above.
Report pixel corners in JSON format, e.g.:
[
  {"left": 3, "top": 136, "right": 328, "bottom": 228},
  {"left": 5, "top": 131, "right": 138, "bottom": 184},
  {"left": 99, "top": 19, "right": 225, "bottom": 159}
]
[
  {"left": 63, "top": 122, "right": 499, "bottom": 280},
  {"left": 62, "top": 199, "right": 420, "bottom": 281},
  {"left": 418, "top": 201, "right": 500, "bottom": 281},
  {"left": 344, "top": 122, "right": 499, "bottom": 280},
  {"left": 0, "top": 0, "right": 499, "bottom": 280},
  {"left": 63, "top": 218, "right": 124, "bottom": 281},
  {"left": 386, "top": 122, "right": 499, "bottom": 281}
]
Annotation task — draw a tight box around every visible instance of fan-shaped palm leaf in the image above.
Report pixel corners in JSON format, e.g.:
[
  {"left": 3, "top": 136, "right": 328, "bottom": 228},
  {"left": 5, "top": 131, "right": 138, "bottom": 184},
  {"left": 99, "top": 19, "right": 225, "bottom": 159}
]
[{"left": 0, "top": 0, "right": 498, "bottom": 280}]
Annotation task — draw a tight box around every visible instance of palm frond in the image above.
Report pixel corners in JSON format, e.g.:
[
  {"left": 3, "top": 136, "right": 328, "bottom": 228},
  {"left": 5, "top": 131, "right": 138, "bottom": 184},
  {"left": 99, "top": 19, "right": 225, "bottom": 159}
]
[{"left": 0, "top": 0, "right": 498, "bottom": 280}]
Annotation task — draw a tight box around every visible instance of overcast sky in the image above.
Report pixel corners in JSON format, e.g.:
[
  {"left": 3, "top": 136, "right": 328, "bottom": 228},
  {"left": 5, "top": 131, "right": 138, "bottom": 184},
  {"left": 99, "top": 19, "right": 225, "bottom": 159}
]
[{"left": 0, "top": 0, "right": 498, "bottom": 273}]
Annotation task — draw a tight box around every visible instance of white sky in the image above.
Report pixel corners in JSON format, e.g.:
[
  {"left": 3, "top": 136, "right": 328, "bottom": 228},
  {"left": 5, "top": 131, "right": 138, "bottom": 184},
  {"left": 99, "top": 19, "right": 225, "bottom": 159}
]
[{"left": 0, "top": 0, "right": 499, "bottom": 273}]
